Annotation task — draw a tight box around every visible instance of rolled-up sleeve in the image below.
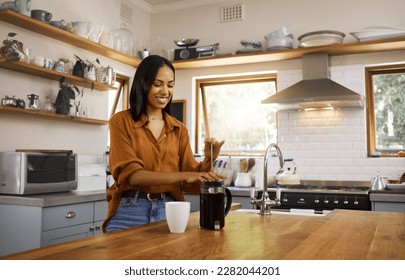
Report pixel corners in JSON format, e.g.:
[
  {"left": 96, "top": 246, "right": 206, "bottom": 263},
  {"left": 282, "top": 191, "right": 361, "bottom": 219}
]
[{"left": 109, "top": 113, "right": 144, "bottom": 189}]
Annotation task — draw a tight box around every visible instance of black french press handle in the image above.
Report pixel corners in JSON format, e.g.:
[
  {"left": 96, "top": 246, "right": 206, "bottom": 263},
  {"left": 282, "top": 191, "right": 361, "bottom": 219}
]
[{"left": 224, "top": 187, "right": 232, "bottom": 217}]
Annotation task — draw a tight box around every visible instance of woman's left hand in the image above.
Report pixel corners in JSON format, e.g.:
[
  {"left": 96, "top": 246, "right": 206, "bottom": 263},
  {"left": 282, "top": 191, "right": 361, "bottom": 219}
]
[{"left": 203, "top": 137, "right": 225, "bottom": 159}]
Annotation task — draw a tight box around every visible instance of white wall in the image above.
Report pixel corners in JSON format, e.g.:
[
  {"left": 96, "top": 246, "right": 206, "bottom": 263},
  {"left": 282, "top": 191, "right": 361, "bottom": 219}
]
[
  {"left": 0, "top": 0, "right": 149, "bottom": 160},
  {"left": 148, "top": 0, "right": 405, "bottom": 182},
  {"left": 1, "top": 0, "right": 404, "bottom": 181},
  {"left": 149, "top": 0, "right": 405, "bottom": 55}
]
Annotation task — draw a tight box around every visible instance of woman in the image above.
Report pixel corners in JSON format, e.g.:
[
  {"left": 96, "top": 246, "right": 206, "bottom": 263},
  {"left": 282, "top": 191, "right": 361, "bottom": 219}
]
[{"left": 103, "top": 55, "right": 224, "bottom": 232}]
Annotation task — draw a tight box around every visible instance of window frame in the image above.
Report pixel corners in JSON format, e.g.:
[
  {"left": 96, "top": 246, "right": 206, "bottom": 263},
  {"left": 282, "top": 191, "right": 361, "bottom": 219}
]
[
  {"left": 365, "top": 63, "right": 405, "bottom": 157},
  {"left": 195, "top": 73, "right": 278, "bottom": 155}
]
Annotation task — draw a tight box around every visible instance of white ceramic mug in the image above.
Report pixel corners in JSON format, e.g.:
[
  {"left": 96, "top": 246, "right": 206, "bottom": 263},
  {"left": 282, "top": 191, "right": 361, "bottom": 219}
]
[{"left": 165, "top": 201, "right": 190, "bottom": 233}]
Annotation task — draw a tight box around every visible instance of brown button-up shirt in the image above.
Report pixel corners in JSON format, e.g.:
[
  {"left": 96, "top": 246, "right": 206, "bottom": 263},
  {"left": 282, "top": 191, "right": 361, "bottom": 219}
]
[{"left": 103, "top": 110, "right": 202, "bottom": 231}]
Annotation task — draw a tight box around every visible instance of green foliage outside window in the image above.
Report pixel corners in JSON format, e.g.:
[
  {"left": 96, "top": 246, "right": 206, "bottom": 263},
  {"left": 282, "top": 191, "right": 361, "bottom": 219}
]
[{"left": 372, "top": 72, "right": 405, "bottom": 151}]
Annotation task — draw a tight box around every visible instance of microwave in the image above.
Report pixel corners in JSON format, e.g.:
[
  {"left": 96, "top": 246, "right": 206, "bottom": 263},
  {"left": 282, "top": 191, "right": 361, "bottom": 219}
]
[{"left": 0, "top": 151, "right": 78, "bottom": 195}]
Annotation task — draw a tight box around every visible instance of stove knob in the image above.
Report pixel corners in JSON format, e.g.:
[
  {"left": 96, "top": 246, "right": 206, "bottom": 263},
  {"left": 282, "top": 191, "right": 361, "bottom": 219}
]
[
  {"left": 314, "top": 199, "right": 320, "bottom": 204},
  {"left": 283, "top": 198, "right": 288, "bottom": 203},
  {"left": 354, "top": 201, "right": 359, "bottom": 205},
  {"left": 324, "top": 199, "right": 329, "bottom": 204},
  {"left": 344, "top": 200, "right": 349, "bottom": 205},
  {"left": 334, "top": 200, "right": 339, "bottom": 204}
]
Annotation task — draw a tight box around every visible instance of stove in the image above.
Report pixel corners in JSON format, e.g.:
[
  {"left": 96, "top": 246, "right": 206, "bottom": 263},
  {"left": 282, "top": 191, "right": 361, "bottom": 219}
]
[{"left": 257, "top": 180, "right": 371, "bottom": 211}]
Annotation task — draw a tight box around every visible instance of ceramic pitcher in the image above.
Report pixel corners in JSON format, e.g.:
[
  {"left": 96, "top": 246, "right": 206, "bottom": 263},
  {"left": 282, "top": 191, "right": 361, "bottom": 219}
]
[
  {"left": 88, "top": 23, "right": 104, "bottom": 43},
  {"left": 72, "top": 22, "right": 94, "bottom": 39}
]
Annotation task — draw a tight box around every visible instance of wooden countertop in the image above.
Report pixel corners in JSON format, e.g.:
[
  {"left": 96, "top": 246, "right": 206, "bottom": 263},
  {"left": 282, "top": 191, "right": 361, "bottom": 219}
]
[{"left": 2, "top": 209, "right": 404, "bottom": 260}]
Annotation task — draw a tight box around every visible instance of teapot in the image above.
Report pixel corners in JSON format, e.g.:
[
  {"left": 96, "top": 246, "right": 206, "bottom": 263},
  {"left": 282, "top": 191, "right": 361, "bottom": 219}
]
[
  {"left": 72, "top": 21, "right": 94, "bottom": 39},
  {"left": 371, "top": 172, "right": 387, "bottom": 191},
  {"left": 277, "top": 159, "right": 300, "bottom": 185},
  {"left": 88, "top": 23, "right": 104, "bottom": 43}
]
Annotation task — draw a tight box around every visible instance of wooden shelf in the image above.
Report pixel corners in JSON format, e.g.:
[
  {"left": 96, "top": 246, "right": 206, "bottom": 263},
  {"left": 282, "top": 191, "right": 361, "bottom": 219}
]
[
  {"left": 2, "top": 9, "right": 405, "bottom": 71},
  {"left": 0, "top": 10, "right": 141, "bottom": 67},
  {"left": 0, "top": 105, "right": 108, "bottom": 125},
  {"left": 172, "top": 36, "right": 405, "bottom": 69},
  {"left": 0, "top": 58, "right": 116, "bottom": 91}
]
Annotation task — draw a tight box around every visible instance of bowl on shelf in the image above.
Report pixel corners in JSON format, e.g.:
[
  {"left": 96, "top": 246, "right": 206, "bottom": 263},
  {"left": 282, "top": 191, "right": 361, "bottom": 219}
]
[
  {"left": 350, "top": 26, "right": 405, "bottom": 42},
  {"left": 298, "top": 30, "right": 345, "bottom": 47},
  {"left": 264, "top": 27, "right": 294, "bottom": 50},
  {"left": 174, "top": 38, "right": 199, "bottom": 47}
]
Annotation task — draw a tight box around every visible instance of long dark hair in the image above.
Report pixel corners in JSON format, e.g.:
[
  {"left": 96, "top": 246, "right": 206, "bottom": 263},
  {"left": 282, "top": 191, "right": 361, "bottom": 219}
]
[{"left": 129, "top": 55, "right": 175, "bottom": 121}]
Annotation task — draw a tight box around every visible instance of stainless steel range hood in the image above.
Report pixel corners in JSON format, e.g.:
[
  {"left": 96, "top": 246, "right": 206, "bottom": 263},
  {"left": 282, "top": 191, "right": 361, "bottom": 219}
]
[{"left": 262, "top": 53, "right": 364, "bottom": 110}]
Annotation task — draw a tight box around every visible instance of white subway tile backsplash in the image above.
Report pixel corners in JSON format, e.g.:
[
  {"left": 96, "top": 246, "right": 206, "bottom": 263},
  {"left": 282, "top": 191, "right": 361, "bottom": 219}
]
[
  {"left": 232, "top": 63, "right": 405, "bottom": 185},
  {"left": 310, "top": 118, "right": 328, "bottom": 126}
]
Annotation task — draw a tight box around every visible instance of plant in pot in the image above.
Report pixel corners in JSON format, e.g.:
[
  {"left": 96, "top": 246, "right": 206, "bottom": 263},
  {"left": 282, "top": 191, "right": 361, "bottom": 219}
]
[
  {"left": 0, "top": 32, "right": 28, "bottom": 61},
  {"left": 54, "top": 77, "right": 83, "bottom": 115}
]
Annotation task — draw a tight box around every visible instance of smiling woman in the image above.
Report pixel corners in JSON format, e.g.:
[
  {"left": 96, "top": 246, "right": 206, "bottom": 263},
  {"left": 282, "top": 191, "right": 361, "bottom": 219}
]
[{"left": 104, "top": 55, "right": 225, "bottom": 233}]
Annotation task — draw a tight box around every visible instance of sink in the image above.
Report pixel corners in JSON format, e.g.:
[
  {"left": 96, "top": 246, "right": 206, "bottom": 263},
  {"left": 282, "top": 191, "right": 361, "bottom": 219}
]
[{"left": 236, "top": 208, "right": 331, "bottom": 217}]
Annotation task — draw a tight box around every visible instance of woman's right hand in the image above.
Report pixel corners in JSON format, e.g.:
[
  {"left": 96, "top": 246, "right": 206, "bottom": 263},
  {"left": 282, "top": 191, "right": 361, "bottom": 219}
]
[{"left": 182, "top": 171, "right": 226, "bottom": 184}]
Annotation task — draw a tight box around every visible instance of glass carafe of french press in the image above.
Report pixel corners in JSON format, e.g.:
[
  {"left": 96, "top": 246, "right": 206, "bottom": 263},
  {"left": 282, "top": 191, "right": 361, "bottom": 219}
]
[{"left": 200, "top": 180, "right": 232, "bottom": 230}]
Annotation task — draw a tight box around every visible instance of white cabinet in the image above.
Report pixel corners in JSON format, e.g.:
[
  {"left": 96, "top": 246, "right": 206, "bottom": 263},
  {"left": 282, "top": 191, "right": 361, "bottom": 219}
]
[{"left": 0, "top": 200, "right": 107, "bottom": 257}]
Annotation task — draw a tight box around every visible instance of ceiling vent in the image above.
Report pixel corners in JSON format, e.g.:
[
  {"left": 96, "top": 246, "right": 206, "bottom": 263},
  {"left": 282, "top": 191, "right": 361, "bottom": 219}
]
[
  {"left": 120, "top": 1, "right": 133, "bottom": 25},
  {"left": 220, "top": 3, "right": 244, "bottom": 23}
]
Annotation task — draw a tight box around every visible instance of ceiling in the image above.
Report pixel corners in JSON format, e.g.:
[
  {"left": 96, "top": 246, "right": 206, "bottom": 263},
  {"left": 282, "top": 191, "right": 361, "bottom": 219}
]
[
  {"left": 143, "top": 0, "right": 204, "bottom": 7},
  {"left": 134, "top": 0, "right": 229, "bottom": 13},
  {"left": 135, "top": 0, "right": 220, "bottom": 13},
  {"left": 142, "top": 0, "right": 184, "bottom": 5}
]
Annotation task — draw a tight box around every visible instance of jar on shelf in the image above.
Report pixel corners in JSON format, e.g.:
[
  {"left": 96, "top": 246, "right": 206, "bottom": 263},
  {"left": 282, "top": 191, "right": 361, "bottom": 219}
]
[{"left": 112, "top": 24, "right": 134, "bottom": 56}]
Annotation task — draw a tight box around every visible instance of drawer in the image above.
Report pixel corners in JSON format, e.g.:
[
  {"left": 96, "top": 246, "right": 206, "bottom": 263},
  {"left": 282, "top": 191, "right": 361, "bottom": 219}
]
[
  {"left": 41, "top": 222, "right": 93, "bottom": 247},
  {"left": 94, "top": 200, "right": 108, "bottom": 221},
  {"left": 43, "top": 203, "right": 93, "bottom": 231}
]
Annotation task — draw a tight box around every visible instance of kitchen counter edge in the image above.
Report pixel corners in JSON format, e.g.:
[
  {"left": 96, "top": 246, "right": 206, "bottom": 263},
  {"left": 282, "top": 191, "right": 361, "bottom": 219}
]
[{"left": 0, "top": 190, "right": 107, "bottom": 207}]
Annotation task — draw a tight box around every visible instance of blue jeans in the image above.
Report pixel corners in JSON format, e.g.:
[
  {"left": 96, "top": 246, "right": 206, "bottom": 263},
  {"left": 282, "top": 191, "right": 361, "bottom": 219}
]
[{"left": 105, "top": 194, "right": 174, "bottom": 232}]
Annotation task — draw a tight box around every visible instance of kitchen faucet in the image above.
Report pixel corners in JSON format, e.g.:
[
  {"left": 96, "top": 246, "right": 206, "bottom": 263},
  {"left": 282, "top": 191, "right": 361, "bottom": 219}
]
[{"left": 250, "top": 143, "right": 284, "bottom": 215}]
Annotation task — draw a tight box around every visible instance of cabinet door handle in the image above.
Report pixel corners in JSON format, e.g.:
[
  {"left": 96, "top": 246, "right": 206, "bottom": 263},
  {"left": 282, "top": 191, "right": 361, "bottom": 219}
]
[{"left": 65, "top": 211, "right": 76, "bottom": 219}]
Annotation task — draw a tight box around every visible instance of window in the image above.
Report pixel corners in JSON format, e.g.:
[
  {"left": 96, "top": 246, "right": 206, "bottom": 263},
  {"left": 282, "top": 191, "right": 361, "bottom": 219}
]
[
  {"left": 365, "top": 64, "right": 405, "bottom": 156},
  {"left": 196, "top": 73, "right": 277, "bottom": 155}
]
